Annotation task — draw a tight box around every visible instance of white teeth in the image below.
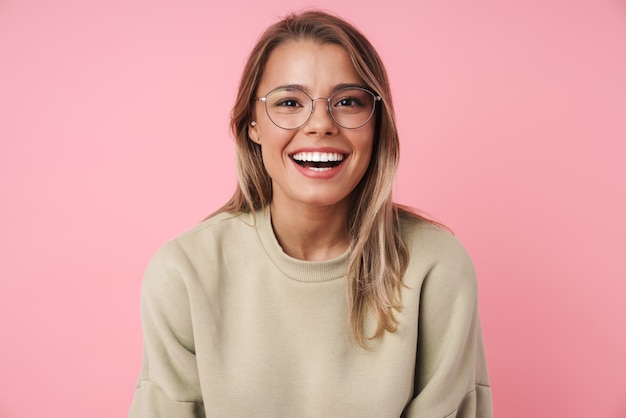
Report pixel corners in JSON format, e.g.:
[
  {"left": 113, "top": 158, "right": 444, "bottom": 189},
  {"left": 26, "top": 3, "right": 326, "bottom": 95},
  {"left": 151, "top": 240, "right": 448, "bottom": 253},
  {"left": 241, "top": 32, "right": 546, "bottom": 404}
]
[{"left": 291, "top": 152, "right": 344, "bottom": 162}]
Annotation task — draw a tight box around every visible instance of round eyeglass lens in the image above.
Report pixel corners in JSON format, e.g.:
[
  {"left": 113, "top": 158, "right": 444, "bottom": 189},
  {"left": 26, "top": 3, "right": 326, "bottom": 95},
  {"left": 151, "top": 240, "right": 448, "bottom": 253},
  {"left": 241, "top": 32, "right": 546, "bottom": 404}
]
[
  {"left": 264, "top": 88, "right": 311, "bottom": 130},
  {"left": 328, "top": 88, "right": 377, "bottom": 129}
]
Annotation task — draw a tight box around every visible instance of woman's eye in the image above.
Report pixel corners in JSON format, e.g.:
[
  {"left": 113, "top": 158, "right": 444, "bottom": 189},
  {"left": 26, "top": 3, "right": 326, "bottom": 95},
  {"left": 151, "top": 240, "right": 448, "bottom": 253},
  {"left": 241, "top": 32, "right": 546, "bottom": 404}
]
[
  {"left": 335, "top": 97, "right": 361, "bottom": 107},
  {"left": 276, "top": 99, "right": 301, "bottom": 107}
]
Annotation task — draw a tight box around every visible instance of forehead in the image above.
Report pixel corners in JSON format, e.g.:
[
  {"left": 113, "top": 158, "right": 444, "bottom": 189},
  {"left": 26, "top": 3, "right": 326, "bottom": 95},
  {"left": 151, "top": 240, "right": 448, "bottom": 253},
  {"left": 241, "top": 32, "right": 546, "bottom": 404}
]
[{"left": 258, "top": 40, "right": 362, "bottom": 94}]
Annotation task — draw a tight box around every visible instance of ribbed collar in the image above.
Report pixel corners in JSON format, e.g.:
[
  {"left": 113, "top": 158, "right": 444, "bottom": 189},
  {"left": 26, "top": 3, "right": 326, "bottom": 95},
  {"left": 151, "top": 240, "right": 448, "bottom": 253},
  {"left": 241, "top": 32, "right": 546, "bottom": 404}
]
[{"left": 254, "top": 208, "right": 349, "bottom": 283}]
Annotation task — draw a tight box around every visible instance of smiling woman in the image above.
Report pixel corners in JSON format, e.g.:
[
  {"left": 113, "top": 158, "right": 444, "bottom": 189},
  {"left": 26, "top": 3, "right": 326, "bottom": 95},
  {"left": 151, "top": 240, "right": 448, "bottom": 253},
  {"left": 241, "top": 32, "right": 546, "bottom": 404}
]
[{"left": 128, "top": 10, "right": 492, "bottom": 418}]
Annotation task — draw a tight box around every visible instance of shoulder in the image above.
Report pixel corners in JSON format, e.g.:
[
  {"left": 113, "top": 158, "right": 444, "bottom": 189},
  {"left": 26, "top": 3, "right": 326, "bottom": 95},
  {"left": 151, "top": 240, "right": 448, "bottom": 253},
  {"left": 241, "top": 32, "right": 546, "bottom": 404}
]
[
  {"left": 175, "top": 210, "right": 255, "bottom": 245},
  {"left": 140, "top": 211, "right": 259, "bottom": 309},
  {"left": 399, "top": 214, "right": 476, "bottom": 294},
  {"left": 154, "top": 211, "right": 254, "bottom": 259},
  {"left": 400, "top": 214, "right": 472, "bottom": 265},
  {"left": 144, "top": 211, "right": 257, "bottom": 280}
]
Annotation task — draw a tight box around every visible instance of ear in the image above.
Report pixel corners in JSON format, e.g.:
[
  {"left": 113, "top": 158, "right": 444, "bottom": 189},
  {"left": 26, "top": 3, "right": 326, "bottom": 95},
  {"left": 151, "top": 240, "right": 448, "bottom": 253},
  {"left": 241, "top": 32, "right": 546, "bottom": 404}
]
[{"left": 248, "top": 121, "right": 260, "bottom": 143}]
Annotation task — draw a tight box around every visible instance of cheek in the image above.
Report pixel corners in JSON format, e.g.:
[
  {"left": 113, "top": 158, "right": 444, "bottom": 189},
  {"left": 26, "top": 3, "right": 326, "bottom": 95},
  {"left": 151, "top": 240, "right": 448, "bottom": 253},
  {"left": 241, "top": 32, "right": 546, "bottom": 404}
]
[
  {"left": 357, "top": 135, "right": 375, "bottom": 176},
  {"left": 358, "top": 132, "right": 375, "bottom": 164},
  {"left": 259, "top": 132, "right": 292, "bottom": 171}
]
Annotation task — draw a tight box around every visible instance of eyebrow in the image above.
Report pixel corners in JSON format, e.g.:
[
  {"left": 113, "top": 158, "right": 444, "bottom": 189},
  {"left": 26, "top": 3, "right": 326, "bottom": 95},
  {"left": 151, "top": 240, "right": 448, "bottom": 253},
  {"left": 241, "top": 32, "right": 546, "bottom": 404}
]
[{"left": 266, "top": 83, "right": 369, "bottom": 95}]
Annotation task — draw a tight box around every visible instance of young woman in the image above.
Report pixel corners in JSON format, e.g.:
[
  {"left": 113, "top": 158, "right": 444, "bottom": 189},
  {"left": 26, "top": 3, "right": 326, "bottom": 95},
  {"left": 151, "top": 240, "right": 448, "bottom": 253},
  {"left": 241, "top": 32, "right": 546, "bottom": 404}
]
[{"left": 129, "top": 10, "right": 492, "bottom": 418}]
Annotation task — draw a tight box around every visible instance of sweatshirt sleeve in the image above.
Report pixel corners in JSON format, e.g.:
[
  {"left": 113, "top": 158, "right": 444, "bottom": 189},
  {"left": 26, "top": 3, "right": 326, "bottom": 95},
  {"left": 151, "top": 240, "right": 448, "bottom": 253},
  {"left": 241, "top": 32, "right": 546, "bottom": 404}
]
[
  {"left": 128, "top": 243, "right": 206, "bottom": 418},
  {"left": 403, "top": 234, "right": 492, "bottom": 418}
]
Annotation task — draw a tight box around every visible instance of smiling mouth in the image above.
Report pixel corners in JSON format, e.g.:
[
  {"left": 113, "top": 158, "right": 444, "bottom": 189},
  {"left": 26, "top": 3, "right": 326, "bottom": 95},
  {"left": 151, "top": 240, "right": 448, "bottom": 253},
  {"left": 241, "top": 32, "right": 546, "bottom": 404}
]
[{"left": 290, "top": 151, "right": 346, "bottom": 172}]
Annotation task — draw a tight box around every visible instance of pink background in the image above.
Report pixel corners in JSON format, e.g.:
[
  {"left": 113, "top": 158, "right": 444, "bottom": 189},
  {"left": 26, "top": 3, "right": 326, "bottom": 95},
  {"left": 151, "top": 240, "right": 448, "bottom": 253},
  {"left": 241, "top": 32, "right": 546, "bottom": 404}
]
[{"left": 1, "top": 0, "right": 625, "bottom": 417}]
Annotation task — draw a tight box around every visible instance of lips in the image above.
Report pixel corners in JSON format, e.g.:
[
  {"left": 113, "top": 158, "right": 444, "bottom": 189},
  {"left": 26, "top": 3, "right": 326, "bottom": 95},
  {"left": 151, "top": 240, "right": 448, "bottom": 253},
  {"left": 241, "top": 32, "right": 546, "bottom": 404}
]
[{"left": 290, "top": 151, "right": 346, "bottom": 172}]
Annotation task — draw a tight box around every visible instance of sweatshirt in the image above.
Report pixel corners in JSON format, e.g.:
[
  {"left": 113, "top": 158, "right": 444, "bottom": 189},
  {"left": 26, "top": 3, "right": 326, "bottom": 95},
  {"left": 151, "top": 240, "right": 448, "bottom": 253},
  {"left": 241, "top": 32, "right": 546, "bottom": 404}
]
[{"left": 129, "top": 208, "right": 492, "bottom": 417}]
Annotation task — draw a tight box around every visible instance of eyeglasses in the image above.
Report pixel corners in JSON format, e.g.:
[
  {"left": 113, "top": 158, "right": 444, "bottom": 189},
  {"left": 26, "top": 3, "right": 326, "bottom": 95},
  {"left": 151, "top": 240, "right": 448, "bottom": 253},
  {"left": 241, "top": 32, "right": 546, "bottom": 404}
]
[{"left": 256, "top": 86, "right": 381, "bottom": 130}]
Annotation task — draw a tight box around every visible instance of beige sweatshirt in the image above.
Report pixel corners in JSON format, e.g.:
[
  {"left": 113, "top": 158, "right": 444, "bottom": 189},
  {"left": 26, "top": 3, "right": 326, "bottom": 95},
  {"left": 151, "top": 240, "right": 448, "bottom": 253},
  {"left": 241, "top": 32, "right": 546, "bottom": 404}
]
[{"left": 129, "top": 209, "right": 492, "bottom": 417}]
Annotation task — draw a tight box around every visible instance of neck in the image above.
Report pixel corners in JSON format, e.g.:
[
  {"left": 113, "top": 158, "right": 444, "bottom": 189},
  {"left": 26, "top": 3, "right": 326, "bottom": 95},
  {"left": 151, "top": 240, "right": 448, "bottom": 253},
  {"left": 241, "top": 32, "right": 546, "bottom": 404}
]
[{"left": 269, "top": 199, "right": 350, "bottom": 261}]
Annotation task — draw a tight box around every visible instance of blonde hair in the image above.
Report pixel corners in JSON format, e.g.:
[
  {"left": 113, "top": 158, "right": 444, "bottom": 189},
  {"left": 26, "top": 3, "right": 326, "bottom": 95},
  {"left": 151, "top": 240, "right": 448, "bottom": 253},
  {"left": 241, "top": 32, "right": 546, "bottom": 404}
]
[{"left": 215, "top": 10, "right": 427, "bottom": 348}]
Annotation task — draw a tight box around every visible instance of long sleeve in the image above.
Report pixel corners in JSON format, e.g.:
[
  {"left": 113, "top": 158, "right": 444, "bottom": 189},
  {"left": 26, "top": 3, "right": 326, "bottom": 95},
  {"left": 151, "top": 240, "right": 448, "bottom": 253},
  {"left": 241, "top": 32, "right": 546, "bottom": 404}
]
[
  {"left": 128, "top": 243, "right": 206, "bottom": 418},
  {"left": 403, "top": 235, "right": 492, "bottom": 418}
]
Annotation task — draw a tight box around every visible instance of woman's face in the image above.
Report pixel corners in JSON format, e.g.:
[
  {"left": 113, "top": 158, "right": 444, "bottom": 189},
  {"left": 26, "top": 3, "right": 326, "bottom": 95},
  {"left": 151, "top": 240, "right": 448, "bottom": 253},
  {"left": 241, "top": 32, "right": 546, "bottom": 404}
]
[{"left": 249, "top": 40, "right": 375, "bottom": 212}]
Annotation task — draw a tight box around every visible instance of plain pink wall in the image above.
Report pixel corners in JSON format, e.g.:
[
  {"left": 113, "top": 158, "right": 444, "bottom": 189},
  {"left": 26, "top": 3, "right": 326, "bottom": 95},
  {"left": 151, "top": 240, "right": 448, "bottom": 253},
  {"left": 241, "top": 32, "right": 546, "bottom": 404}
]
[{"left": 1, "top": 0, "right": 625, "bottom": 417}]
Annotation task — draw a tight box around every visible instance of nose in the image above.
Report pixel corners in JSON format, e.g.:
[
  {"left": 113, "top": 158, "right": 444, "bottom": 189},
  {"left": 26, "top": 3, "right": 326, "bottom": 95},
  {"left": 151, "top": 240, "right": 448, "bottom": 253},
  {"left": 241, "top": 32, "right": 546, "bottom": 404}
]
[{"left": 304, "top": 98, "right": 337, "bottom": 135}]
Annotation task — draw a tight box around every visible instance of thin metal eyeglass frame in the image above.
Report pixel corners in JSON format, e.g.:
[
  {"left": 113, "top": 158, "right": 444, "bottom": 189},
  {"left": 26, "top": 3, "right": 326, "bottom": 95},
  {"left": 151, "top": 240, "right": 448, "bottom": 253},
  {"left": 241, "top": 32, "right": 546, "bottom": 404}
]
[{"left": 256, "top": 87, "right": 382, "bottom": 130}]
